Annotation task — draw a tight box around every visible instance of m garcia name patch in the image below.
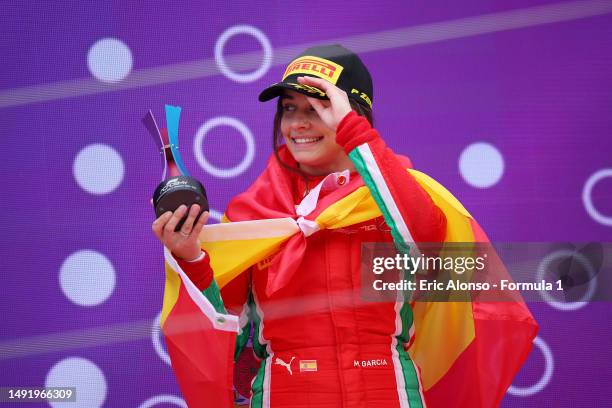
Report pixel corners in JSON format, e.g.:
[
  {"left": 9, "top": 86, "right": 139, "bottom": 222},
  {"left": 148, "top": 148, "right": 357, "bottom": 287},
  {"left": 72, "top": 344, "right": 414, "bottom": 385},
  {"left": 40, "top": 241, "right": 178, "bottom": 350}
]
[{"left": 353, "top": 359, "right": 388, "bottom": 368}]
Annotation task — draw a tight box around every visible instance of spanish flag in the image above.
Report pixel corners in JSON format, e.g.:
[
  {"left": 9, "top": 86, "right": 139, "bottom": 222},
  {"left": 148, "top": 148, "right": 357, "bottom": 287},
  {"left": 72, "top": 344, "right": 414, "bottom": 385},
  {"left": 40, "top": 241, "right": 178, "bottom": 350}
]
[
  {"left": 161, "top": 162, "right": 537, "bottom": 407},
  {"left": 406, "top": 171, "right": 539, "bottom": 407},
  {"left": 161, "top": 249, "right": 238, "bottom": 408}
]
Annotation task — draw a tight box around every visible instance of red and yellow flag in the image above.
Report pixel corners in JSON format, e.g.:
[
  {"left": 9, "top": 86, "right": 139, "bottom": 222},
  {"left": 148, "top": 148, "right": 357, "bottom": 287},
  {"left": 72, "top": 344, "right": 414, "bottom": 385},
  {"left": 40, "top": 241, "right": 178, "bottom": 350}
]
[
  {"left": 161, "top": 249, "right": 239, "bottom": 408},
  {"left": 162, "top": 167, "right": 537, "bottom": 407}
]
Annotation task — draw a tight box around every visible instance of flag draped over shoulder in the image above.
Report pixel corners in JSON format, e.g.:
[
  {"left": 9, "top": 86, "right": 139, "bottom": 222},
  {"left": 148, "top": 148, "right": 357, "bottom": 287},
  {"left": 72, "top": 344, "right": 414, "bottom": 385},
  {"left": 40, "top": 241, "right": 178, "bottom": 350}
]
[
  {"left": 406, "top": 171, "right": 538, "bottom": 407},
  {"left": 161, "top": 147, "right": 537, "bottom": 407},
  {"left": 161, "top": 248, "right": 238, "bottom": 408}
]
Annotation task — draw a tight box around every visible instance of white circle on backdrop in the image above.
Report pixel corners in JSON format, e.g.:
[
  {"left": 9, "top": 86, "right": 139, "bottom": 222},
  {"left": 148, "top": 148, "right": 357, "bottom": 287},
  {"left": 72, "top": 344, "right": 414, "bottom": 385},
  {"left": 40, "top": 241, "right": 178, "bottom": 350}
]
[
  {"left": 458, "top": 142, "right": 505, "bottom": 188},
  {"left": 582, "top": 168, "right": 612, "bottom": 226},
  {"left": 45, "top": 357, "right": 107, "bottom": 408},
  {"left": 536, "top": 249, "right": 597, "bottom": 311},
  {"left": 60, "top": 250, "right": 115, "bottom": 306},
  {"left": 152, "top": 311, "right": 171, "bottom": 366},
  {"left": 214, "top": 25, "right": 272, "bottom": 83},
  {"left": 138, "top": 394, "right": 187, "bottom": 408},
  {"left": 87, "top": 38, "right": 133, "bottom": 82},
  {"left": 73, "top": 144, "right": 124, "bottom": 195},
  {"left": 194, "top": 116, "right": 255, "bottom": 178},
  {"left": 507, "top": 336, "right": 554, "bottom": 397}
]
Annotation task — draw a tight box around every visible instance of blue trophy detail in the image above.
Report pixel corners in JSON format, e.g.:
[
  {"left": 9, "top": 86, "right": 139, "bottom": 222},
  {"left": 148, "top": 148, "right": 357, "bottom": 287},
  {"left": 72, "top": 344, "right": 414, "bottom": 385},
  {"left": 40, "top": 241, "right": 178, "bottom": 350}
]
[{"left": 143, "top": 105, "right": 208, "bottom": 231}]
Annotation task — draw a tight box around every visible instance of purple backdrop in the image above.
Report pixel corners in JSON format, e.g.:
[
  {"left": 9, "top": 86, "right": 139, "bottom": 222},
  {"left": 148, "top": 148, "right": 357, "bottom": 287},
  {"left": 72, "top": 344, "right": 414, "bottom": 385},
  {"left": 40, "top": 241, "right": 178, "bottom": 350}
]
[{"left": 1, "top": 1, "right": 611, "bottom": 407}]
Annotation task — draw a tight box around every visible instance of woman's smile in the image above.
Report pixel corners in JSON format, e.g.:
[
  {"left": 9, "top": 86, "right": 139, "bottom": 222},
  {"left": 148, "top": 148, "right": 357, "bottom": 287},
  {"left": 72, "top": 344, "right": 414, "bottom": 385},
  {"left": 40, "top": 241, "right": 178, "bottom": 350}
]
[{"left": 289, "top": 135, "right": 324, "bottom": 145}]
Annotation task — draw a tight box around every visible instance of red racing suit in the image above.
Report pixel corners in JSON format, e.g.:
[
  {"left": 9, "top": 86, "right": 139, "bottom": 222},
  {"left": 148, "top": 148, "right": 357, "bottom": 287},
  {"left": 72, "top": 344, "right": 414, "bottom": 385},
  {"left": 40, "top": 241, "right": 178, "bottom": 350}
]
[{"left": 175, "top": 111, "right": 447, "bottom": 408}]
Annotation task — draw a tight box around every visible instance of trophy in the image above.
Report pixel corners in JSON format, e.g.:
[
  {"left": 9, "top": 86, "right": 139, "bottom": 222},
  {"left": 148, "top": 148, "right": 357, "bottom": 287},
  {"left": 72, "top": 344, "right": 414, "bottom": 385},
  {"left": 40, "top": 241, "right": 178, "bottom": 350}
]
[{"left": 143, "top": 105, "right": 208, "bottom": 231}]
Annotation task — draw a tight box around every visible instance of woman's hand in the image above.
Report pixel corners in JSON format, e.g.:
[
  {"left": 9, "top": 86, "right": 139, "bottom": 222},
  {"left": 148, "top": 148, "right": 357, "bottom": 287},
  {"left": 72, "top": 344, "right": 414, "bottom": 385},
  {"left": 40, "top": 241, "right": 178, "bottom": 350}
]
[
  {"left": 297, "top": 76, "right": 352, "bottom": 131},
  {"left": 151, "top": 204, "right": 208, "bottom": 261}
]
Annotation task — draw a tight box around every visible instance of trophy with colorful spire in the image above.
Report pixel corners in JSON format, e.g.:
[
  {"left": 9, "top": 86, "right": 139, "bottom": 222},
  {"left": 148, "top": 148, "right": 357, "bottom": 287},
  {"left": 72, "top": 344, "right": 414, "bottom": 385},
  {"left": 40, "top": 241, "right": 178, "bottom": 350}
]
[{"left": 143, "top": 105, "right": 208, "bottom": 231}]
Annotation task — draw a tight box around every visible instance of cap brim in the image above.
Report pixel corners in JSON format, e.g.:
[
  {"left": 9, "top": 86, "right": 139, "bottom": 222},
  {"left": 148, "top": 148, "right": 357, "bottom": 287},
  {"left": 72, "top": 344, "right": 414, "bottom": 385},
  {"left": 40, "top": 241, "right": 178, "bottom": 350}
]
[{"left": 258, "top": 82, "right": 328, "bottom": 102}]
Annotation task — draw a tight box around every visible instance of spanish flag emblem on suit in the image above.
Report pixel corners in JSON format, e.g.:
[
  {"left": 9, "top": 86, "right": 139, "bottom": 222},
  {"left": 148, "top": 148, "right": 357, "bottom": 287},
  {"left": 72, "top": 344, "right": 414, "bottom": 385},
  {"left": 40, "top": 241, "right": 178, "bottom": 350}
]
[{"left": 299, "top": 360, "right": 318, "bottom": 373}]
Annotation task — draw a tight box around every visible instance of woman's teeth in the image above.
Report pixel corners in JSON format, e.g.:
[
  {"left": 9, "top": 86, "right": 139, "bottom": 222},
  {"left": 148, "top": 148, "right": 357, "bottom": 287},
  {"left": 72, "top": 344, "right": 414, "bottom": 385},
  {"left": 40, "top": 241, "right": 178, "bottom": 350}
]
[{"left": 293, "top": 137, "right": 323, "bottom": 144}]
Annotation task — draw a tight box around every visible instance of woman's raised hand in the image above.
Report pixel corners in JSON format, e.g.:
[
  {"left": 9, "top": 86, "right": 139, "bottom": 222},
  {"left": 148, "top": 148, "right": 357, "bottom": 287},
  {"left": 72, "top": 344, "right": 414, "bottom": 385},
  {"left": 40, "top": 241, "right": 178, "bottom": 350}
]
[
  {"left": 297, "top": 76, "right": 352, "bottom": 131},
  {"left": 151, "top": 204, "right": 208, "bottom": 261}
]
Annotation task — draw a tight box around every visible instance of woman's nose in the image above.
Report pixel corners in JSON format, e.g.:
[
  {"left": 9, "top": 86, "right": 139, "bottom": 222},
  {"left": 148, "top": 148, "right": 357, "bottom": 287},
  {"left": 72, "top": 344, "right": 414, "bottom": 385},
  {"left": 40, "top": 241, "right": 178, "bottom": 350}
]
[{"left": 290, "top": 114, "right": 310, "bottom": 130}]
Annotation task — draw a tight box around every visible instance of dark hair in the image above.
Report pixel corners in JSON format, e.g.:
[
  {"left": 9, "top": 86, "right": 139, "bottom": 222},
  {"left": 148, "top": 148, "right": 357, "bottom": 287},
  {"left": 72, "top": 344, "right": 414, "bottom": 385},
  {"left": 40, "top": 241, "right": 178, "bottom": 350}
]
[{"left": 272, "top": 96, "right": 374, "bottom": 185}]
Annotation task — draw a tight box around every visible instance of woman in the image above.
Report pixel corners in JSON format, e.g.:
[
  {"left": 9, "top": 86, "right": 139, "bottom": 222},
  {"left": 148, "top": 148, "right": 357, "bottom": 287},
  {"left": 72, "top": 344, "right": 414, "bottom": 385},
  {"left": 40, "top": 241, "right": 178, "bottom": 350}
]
[{"left": 153, "top": 44, "right": 447, "bottom": 407}]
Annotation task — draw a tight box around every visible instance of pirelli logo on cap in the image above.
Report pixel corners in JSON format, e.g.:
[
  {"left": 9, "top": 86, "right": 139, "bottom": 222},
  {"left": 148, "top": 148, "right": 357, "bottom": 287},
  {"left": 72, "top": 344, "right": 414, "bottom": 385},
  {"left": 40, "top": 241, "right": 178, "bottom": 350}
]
[
  {"left": 299, "top": 360, "right": 318, "bottom": 372},
  {"left": 282, "top": 56, "right": 344, "bottom": 84}
]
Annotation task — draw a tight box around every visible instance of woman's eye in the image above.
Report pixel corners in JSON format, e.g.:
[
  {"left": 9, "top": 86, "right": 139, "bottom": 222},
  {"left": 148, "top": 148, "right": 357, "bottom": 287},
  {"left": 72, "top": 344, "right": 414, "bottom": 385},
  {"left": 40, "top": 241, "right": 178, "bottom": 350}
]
[{"left": 282, "top": 105, "right": 295, "bottom": 112}]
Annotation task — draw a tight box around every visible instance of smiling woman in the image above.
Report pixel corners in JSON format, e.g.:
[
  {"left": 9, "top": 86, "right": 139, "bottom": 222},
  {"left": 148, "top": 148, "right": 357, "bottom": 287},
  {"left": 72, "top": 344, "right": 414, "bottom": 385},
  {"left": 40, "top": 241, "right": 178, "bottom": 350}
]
[
  {"left": 267, "top": 46, "right": 375, "bottom": 185},
  {"left": 151, "top": 44, "right": 537, "bottom": 408}
]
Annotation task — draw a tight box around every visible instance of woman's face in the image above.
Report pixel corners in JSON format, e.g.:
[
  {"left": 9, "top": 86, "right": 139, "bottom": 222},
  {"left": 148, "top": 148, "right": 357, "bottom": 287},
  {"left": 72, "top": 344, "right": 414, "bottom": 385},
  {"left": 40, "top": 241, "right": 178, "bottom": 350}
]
[{"left": 280, "top": 90, "right": 353, "bottom": 176}]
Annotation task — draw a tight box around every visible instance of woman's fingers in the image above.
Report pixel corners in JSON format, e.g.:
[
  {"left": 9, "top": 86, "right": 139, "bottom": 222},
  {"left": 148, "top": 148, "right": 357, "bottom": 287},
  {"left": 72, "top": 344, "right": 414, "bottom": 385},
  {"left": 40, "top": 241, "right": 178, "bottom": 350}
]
[
  {"left": 305, "top": 95, "right": 326, "bottom": 115},
  {"left": 164, "top": 205, "right": 188, "bottom": 234},
  {"left": 179, "top": 204, "right": 201, "bottom": 236},
  {"left": 298, "top": 76, "right": 351, "bottom": 129},
  {"left": 191, "top": 211, "right": 209, "bottom": 236},
  {"left": 298, "top": 76, "right": 346, "bottom": 101},
  {"left": 152, "top": 211, "right": 172, "bottom": 240},
  {"left": 297, "top": 75, "right": 331, "bottom": 92}
]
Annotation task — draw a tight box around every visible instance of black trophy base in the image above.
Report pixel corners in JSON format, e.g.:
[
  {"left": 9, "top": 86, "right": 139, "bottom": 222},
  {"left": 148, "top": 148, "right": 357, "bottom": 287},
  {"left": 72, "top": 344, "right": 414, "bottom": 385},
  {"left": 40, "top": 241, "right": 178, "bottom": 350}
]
[{"left": 153, "top": 176, "right": 209, "bottom": 231}]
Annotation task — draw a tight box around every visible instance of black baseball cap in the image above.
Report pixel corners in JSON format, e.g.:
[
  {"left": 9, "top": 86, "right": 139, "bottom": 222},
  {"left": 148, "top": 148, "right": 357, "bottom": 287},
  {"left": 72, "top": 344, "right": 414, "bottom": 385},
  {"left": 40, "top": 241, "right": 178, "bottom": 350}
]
[{"left": 258, "top": 44, "right": 373, "bottom": 109}]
